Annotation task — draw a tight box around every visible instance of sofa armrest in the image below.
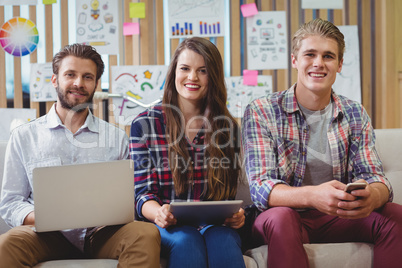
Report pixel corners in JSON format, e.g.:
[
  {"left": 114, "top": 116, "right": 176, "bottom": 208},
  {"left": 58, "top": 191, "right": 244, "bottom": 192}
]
[{"left": 374, "top": 129, "right": 402, "bottom": 205}]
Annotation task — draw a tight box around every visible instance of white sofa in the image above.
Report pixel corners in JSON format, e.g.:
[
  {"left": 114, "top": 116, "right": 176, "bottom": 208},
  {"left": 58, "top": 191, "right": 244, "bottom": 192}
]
[{"left": 1, "top": 128, "right": 401, "bottom": 267}]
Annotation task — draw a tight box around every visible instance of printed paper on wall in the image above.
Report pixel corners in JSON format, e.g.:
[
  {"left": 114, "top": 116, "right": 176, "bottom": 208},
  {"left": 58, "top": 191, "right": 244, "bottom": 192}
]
[
  {"left": 76, "top": 0, "right": 119, "bottom": 55},
  {"left": 226, "top": 76, "right": 272, "bottom": 118},
  {"left": 301, "top": 0, "right": 343, "bottom": 9},
  {"left": 30, "top": 63, "right": 57, "bottom": 102},
  {"left": 167, "top": 0, "right": 225, "bottom": 39},
  {"left": 111, "top": 65, "right": 168, "bottom": 125},
  {"left": 333, "top": 25, "right": 361, "bottom": 103},
  {"left": 0, "top": 0, "right": 37, "bottom": 5},
  {"left": 246, "top": 11, "right": 288, "bottom": 70},
  {"left": 0, "top": 108, "right": 36, "bottom": 140}
]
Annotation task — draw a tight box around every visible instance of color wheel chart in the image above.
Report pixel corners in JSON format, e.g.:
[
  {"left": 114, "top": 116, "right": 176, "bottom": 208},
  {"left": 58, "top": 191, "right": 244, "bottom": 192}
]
[{"left": 0, "top": 17, "right": 39, "bottom": 57}]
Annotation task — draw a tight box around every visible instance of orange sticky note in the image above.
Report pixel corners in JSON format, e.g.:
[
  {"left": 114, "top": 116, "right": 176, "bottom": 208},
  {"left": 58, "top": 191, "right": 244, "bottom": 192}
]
[
  {"left": 243, "top": 70, "right": 258, "bottom": 86},
  {"left": 241, "top": 3, "right": 258, "bottom": 17},
  {"left": 129, "top": 2, "right": 146, "bottom": 19},
  {"left": 123, "top": 22, "right": 140, "bottom": 36}
]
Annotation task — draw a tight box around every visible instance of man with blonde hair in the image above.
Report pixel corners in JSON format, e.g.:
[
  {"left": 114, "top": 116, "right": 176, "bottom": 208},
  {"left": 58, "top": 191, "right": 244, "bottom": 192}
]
[{"left": 242, "top": 18, "right": 402, "bottom": 267}]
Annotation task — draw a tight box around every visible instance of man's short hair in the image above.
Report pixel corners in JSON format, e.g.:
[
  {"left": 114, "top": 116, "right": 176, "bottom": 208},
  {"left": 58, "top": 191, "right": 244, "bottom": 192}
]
[
  {"left": 292, "top": 18, "right": 345, "bottom": 61},
  {"left": 52, "top": 43, "right": 105, "bottom": 81}
]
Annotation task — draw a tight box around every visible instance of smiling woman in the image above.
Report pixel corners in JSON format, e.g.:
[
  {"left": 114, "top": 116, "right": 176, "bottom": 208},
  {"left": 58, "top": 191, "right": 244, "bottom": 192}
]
[
  {"left": 174, "top": 49, "right": 208, "bottom": 109},
  {"left": 130, "top": 37, "right": 246, "bottom": 268}
]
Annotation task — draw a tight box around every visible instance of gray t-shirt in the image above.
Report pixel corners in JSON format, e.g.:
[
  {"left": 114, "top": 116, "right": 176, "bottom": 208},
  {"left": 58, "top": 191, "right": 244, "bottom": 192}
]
[{"left": 299, "top": 101, "right": 334, "bottom": 186}]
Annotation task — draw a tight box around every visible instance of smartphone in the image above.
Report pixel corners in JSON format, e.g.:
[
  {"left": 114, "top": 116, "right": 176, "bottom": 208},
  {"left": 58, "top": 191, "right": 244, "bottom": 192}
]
[{"left": 345, "top": 182, "right": 367, "bottom": 193}]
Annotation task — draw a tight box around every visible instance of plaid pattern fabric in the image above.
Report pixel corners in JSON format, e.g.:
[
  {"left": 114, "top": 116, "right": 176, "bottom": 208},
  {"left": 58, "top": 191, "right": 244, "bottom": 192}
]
[
  {"left": 242, "top": 85, "right": 392, "bottom": 211},
  {"left": 130, "top": 104, "right": 208, "bottom": 219}
]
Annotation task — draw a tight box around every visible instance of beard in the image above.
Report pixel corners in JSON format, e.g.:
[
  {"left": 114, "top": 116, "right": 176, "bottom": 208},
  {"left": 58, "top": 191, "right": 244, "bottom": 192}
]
[{"left": 56, "top": 83, "right": 95, "bottom": 113}]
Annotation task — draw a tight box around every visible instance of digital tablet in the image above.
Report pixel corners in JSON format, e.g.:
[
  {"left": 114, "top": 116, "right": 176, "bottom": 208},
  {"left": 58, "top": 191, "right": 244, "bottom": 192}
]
[{"left": 169, "top": 200, "right": 243, "bottom": 226}]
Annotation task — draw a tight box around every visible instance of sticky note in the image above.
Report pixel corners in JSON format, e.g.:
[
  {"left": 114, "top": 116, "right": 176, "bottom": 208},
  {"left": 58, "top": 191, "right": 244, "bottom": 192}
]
[
  {"left": 43, "top": 0, "right": 57, "bottom": 4},
  {"left": 130, "top": 2, "right": 146, "bottom": 19},
  {"left": 123, "top": 22, "right": 140, "bottom": 36},
  {"left": 243, "top": 70, "right": 258, "bottom": 86},
  {"left": 241, "top": 3, "right": 258, "bottom": 17}
]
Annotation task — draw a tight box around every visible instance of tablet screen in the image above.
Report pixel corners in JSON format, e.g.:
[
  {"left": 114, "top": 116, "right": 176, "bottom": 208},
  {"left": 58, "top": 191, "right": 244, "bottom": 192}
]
[{"left": 169, "top": 200, "right": 243, "bottom": 226}]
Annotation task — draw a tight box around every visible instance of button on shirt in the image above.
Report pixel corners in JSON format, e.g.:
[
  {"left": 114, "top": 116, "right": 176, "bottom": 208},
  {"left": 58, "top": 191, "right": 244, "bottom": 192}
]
[
  {"left": 241, "top": 85, "right": 393, "bottom": 211},
  {"left": 0, "top": 104, "right": 129, "bottom": 251},
  {"left": 130, "top": 104, "right": 208, "bottom": 220}
]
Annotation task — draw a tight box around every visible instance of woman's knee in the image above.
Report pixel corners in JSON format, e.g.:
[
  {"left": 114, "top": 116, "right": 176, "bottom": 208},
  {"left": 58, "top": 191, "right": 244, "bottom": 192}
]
[
  {"left": 159, "top": 225, "right": 204, "bottom": 250},
  {"left": 159, "top": 226, "right": 207, "bottom": 266},
  {"left": 202, "top": 226, "right": 241, "bottom": 246}
]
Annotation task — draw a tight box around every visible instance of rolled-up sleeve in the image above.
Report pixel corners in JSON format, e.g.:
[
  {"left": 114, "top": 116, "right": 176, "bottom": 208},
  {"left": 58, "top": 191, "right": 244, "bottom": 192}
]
[
  {"left": 351, "top": 108, "right": 393, "bottom": 201},
  {"left": 242, "top": 101, "right": 288, "bottom": 211}
]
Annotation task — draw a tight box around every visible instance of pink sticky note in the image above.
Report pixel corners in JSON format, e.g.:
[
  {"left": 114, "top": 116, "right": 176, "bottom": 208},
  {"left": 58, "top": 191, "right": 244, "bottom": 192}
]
[
  {"left": 123, "top": 22, "right": 140, "bottom": 36},
  {"left": 241, "top": 3, "right": 258, "bottom": 17},
  {"left": 243, "top": 70, "right": 258, "bottom": 86}
]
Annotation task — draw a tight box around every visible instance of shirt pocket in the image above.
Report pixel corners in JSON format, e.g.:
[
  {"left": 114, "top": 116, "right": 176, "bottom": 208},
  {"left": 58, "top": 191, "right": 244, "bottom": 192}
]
[
  {"left": 276, "top": 139, "right": 295, "bottom": 179},
  {"left": 26, "top": 157, "right": 62, "bottom": 183}
]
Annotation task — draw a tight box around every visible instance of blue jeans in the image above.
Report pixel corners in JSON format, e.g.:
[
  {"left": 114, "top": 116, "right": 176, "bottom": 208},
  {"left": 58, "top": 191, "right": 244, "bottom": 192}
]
[{"left": 157, "top": 225, "right": 246, "bottom": 268}]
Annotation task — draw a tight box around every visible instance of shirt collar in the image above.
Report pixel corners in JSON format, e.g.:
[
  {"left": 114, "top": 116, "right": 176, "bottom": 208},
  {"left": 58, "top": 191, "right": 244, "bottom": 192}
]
[
  {"left": 282, "top": 84, "right": 300, "bottom": 114},
  {"left": 283, "top": 83, "right": 344, "bottom": 119},
  {"left": 44, "top": 103, "right": 99, "bottom": 133}
]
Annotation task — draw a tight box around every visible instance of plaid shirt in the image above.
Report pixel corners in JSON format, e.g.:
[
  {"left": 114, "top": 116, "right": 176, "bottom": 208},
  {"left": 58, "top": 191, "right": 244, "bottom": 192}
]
[
  {"left": 130, "top": 104, "right": 208, "bottom": 219},
  {"left": 242, "top": 85, "right": 393, "bottom": 211}
]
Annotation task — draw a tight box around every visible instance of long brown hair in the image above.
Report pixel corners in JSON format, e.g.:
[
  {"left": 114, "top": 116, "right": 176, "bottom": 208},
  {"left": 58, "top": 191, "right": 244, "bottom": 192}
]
[{"left": 162, "top": 37, "right": 241, "bottom": 200}]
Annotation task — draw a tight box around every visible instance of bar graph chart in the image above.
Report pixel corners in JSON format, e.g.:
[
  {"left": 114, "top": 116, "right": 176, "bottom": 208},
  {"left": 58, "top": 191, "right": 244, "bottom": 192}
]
[{"left": 167, "top": 0, "right": 225, "bottom": 39}]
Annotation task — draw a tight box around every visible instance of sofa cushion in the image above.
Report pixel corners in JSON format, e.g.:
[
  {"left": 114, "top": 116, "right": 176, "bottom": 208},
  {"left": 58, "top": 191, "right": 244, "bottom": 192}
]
[
  {"left": 245, "top": 243, "right": 374, "bottom": 268},
  {"left": 34, "top": 259, "right": 118, "bottom": 268},
  {"left": 33, "top": 256, "right": 257, "bottom": 268},
  {"left": 374, "top": 129, "right": 402, "bottom": 205}
]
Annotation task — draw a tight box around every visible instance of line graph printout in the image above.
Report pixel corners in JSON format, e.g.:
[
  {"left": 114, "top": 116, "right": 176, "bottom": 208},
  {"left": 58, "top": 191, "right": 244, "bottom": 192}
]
[
  {"left": 167, "top": 0, "right": 225, "bottom": 38},
  {"left": 111, "top": 65, "right": 168, "bottom": 125}
]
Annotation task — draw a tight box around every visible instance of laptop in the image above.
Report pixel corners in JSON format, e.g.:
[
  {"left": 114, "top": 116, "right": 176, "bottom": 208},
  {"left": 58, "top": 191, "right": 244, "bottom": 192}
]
[
  {"left": 169, "top": 200, "right": 243, "bottom": 226},
  {"left": 32, "top": 160, "right": 134, "bottom": 232}
]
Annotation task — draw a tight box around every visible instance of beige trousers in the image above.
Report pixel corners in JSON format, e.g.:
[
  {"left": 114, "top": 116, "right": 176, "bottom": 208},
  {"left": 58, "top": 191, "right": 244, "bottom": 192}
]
[{"left": 0, "top": 221, "right": 160, "bottom": 268}]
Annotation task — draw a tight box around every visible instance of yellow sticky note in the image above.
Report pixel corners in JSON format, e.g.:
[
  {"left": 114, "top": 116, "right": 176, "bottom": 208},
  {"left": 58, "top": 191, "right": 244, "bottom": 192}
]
[
  {"left": 43, "top": 0, "right": 57, "bottom": 4},
  {"left": 129, "top": 2, "right": 146, "bottom": 19}
]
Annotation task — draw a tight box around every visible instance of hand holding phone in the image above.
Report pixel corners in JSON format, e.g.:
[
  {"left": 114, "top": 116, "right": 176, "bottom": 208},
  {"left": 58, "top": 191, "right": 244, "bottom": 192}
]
[{"left": 344, "top": 182, "right": 367, "bottom": 193}]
